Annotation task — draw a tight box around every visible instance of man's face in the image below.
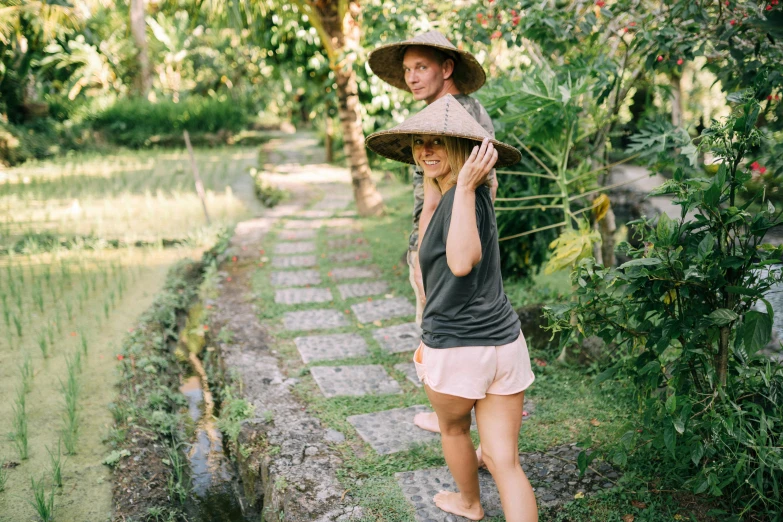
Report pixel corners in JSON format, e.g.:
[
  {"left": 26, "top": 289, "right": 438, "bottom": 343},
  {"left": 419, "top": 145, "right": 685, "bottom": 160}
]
[{"left": 402, "top": 47, "right": 453, "bottom": 104}]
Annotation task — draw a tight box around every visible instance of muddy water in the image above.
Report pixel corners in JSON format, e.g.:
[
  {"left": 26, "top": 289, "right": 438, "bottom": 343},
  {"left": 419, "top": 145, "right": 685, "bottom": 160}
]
[{"left": 0, "top": 248, "right": 198, "bottom": 522}]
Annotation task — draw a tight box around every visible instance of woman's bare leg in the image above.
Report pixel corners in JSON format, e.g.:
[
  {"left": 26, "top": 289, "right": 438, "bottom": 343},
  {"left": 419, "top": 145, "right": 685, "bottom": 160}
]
[
  {"left": 475, "top": 391, "right": 538, "bottom": 522},
  {"left": 424, "top": 385, "right": 484, "bottom": 521}
]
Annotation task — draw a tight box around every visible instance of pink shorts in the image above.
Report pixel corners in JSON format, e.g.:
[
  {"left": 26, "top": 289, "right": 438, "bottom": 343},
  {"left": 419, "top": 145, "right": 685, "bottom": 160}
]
[{"left": 413, "top": 333, "right": 535, "bottom": 399}]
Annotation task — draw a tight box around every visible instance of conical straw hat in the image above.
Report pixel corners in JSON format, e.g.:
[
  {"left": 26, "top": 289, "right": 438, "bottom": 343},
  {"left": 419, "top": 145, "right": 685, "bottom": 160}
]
[
  {"left": 368, "top": 30, "right": 486, "bottom": 95},
  {"left": 366, "top": 94, "right": 521, "bottom": 167}
]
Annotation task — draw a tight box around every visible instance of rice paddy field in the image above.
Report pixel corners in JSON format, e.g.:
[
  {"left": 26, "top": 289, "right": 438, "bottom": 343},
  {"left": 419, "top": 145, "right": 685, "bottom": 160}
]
[{"left": 0, "top": 147, "right": 260, "bottom": 521}]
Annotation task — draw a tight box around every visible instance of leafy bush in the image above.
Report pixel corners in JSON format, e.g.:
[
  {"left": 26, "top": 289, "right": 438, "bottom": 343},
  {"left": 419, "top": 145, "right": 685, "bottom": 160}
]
[
  {"left": 546, "top": 94, "right": 783, "bottom": 518},
  {"left": 90, "top": 96, "right": 250, "bottom": 148}
]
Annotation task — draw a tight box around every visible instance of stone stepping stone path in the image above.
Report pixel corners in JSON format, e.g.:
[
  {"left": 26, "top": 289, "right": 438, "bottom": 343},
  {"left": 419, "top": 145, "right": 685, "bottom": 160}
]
[
  {"left": 271, "top": 255, "right": 318, "bottom": 268},
  {"left": 329, "top": 251, "right": 371, "bottom": 263},
  {"left": 270, "top": 269, "right": 321, "bottom": 288},
  {"left": 394, "top": 362, "right": 422, "bottom": 387},
  {"left": 329, "top": 266, "right": 379, "bottom": 281},
  {"left": 352, "top": 297, "right": 416, "bottom": 324},
  {"left": 396, "top": 444, "right": 618, "bottom": 520},
  {"left": 347, "top": 405, "right": 438, "bottom": 455},
  {"left": 275, "top": 288, "right": 333, "bottom": 305},
  {"left": 282, "top": 309, "right": 349, "bottom": 331},
  {"left": 337, "top": 281, "right": 389, "bottom": 299},
  {"left": 310, "top": 365, "right": 402, "bottom": 398},
  {"left": 284, "top": 217, "right": 357, "bottom": 229},
  {"left": 274, "top": 241, "right": 316, "bottom": 254},
  {"left": 297, "top": 210, "right": 334, "bottom": 218},
  {"left": 327, "top": 238, "right": 367, "bottom": 249},
  {"left": 279, "top": 229, "right": 317, "bottom": 241},
  {"left": 326, "top": 227, "right": 361, "bottom": 237},
  {"left": 373, "top": 323, "right": 422, "bottom": 354},
  {"left": 295, "top": 333, "right": 369, "bottom": 363}
]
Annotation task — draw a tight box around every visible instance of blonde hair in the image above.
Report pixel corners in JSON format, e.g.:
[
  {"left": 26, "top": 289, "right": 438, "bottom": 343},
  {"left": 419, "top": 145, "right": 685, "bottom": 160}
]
[{"left": 412, "top": 135, "right": 489, "bottom": 194}]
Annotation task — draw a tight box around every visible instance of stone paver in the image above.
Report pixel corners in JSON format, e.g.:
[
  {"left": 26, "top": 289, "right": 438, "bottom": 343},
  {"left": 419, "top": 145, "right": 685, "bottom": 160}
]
[
  {"left": 278, "top": 229, "right": 317, "bottom": 241},
  {"left": 347, "top": 405, "right": 438, "bottom": 455},
  {"left": 326, "top": 228, "right": 361, "bottom": 237},
  {"left": 275, "top": 288, "right": 333, "bottom": 305},
  {"left": 271, "top": 255, "right": 318, "bottom": 268},
  {"left": 337, "top": 281, "right": 389, "bottom": 300},
  {"left": 329, "top": 266, "right": 380, "bottom": 281},
  {"left": 282, "top": 309, "right": 349, "bottom": 331},
  {"left": 373, "top": 323, "right": 422, "bottom": 354},
  {"left": 294, "top": 333, "right": 369, "bottom": 363},
  {"left": 393, "top": 363, "right": 422, "bottom": 388},
  {"left": 310, "top": 365, "right": 402, "bottom": 398},
  {"left": 297, "top": 210, "right": 334, "bottom": 219},
  {"left": 270, "top": 269, "right": 321, "bottom": 288},
  {"left": 396, "top": 444, "right": 619, "bottom": 519},
  {"left": 351, "top": 297, "right": 415, "bottom": 324},
  {"left": 274, "top": 241, "right": 316, "bottom": 254},
  {"left": 329, "top": 251, "right": 371, "bottom": 263},
  {"left": 313, "top": 197, "right": 353, "bottom": 210},
  {"left": 284, "top": 218, "right": 357, "bottom": 230},
  {"left": 327, "top": 238, "right": 367, "bottom": 249}
]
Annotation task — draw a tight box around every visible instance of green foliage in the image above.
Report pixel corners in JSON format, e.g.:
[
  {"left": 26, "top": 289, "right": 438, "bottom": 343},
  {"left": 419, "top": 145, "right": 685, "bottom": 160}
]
[
  {"left": 546, "top": 95, "right": 783, "bottom": 517},
  {"left": 28, "top": 475, "right": 55, "bottom": 522},
  {"left": 216, "top": 387, "right": 255, "bottom": 447},
  {"left": 102, "top": 449, "right": 131, "bottom": 468},
  {"left": 251, "top": 168, "right": 288, "bottom": 208},
  {"left": 89, "top": 97, "right": 250, "bottom": 148}
]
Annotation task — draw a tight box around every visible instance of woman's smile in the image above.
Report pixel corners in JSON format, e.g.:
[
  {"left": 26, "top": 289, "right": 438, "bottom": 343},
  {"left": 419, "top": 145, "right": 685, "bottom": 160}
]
[{"left": 413, "top": 135, "right": 450, "bottom": 180}]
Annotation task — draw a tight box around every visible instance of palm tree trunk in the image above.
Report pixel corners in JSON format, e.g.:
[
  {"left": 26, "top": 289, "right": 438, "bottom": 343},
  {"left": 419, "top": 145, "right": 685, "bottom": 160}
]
[
  {"left": 296, "top": 0, "right": 383, "bottom": 216},
  {"left": 130, "top": 0, "right": 151, "bottom": 98}
]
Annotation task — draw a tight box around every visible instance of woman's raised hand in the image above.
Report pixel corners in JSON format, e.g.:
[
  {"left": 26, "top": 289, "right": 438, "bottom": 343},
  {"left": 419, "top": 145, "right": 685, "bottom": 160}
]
[{"left": 457, "top": 138, "right": 498, "bottom": 191}]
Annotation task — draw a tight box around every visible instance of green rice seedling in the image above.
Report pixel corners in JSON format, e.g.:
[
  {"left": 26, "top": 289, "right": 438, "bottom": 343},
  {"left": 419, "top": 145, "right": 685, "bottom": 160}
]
[
  {"left": 15, "top": 291, "right": 22, "bottom": 312},
  {"left": 12, "top": 387, "right": 28, "bottom": 460},
  {"left": 65, "top": 299, "right": 73, "bottom": 321},
  {"left": 103, "top": 299, "right": 109, "bottom": 319},
  {"left": 79, "top": 329, "right": 88, "bottom": 355},
  {"left": 61, "top": 427, "right": 78, "bottom": 456},
  {"left": 46, "top": 323, "right": 54, "bottom": 347},
  {"left": 28, "top": 475, "right": 55, "bottom": 521},
  {"left": 37, "top": 332, "right": 49, "bottom": 358},
  {"left": 47, "top": 440, "right": 64, "bottom": 488},
  {"left": 33, "top": 283, "right": 44, "bottom": 313},
  {"left": 71, "top": 350, "right": 82, "bottom": 374},
  {"left": 1, "top": 292, "right": 9, "bottom": 327},
  {"left": 0, "top": 457, "right": 8, "bottom": 492},
  {"left": 77, "top": 293, "right": 84, "bottom": 311},
  {"left": 13, "top": 313, "right": 22, "bottom": 337},
  {"left": 20, "top": 355, "right": 33, "bottom": 394}
]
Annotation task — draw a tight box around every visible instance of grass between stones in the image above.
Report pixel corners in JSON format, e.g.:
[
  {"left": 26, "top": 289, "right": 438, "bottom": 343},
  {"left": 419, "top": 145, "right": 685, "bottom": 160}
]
[{"left": 252, "top": 178, "right": 705, "bottom": 521}]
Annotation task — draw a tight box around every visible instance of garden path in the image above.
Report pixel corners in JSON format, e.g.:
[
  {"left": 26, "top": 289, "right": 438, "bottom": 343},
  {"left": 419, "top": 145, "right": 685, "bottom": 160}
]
[{"left": 213, "top": 133, "right": 621, "bottom": 521}]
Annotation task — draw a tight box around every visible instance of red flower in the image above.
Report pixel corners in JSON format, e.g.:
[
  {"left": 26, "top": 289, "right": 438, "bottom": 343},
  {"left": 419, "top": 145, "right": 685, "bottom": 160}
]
[
  {"left": 512, "top": 15, "right": 520, "bottom": 26},
  {"left": 510, "top": 9, "right": 517, "bottom": 15},
  {"left": 772, "top": 0, "right": 779, "bottom": 5},
  {"left": 725, "top": 0, "right": 729, "bottom": 5},
  {"left": 203, "top": 325, "right": 209, "bottom": 331},
  {"left": 769, "top": 95, "right": 775, "bottom": 100},
  {"left": 751, "top": 161, "right": 761, "bottom": 171},
  {"left": 677, "top": 58, "right": 684, "bottom": 65},
  {"left": 491, "top": 30, "right": 502, "bottom": 39},
  {"left": 629, "top": 21, "right": 636, "bottom": 26},
  {"left": 226, "top": 276, "right": 232, "bottom": 282},
  {"left": 232, "top": 256, "right": 237, "bottom": 262},
  {"left": 477, "top": 12, "right": 483, "bottom": 19},
  {"left": 70, "top": 331, "right": 77, "bottom": 337},
  {"left": 730, "top": 19, "right": 737, "bottom": 25},
  {"left": 760, "top": 166, "right": 767, "bottom": 174},
  {"left": 657, "top": 55, "right": 664, "bottom": 62},
  {"left": 766, "top": 4, "right": 773, "bottom": 10},
  {"left": 596, "top": 0, "right": 606, "bottom": 6},
  {"left": 117, "top": 354, "right": 124, "bottom": 361}
]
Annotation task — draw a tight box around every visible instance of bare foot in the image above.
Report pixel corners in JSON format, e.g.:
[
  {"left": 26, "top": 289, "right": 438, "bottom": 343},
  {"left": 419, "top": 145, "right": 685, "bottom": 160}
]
[
  {"left": 433, "top": 491, "right": 484, "bottom": 520},
  {"left": 413, "top": 411, "right": 441, "bottom": 433},
  {"left": 476, "top": 445, "right": 485, "bottom": 469}
]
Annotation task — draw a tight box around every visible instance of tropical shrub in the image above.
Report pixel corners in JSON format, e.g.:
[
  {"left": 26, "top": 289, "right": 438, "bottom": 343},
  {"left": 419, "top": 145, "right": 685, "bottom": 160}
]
[{"left": 546, "top": 93, "right": 783, "bottom": 518}]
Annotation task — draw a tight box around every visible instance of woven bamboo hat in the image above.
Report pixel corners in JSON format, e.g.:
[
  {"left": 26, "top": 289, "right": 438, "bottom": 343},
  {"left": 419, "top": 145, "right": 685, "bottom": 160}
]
[
  {"left": 366, "top": 94, "right": 521, "bottom": 167},
  {"left": 368, "top": 30, "right": 486, "bottom": 95}
]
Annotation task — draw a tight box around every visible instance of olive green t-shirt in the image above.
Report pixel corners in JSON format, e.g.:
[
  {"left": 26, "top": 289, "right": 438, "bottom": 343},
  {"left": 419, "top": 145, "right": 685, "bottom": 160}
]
[{"left": 418, "top": 184, "right": 520, "bottom": 348}]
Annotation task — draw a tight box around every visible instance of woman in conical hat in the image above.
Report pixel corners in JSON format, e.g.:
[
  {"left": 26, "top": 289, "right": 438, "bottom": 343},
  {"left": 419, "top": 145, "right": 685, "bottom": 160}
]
[{"left": 366, "top": 94, "right": 538, "bottom": 522}]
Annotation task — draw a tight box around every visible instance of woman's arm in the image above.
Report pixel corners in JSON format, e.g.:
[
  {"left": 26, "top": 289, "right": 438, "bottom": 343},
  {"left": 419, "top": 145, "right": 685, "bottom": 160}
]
[{"left": 446, "top": 139, "right": 498, "bottom": 277}]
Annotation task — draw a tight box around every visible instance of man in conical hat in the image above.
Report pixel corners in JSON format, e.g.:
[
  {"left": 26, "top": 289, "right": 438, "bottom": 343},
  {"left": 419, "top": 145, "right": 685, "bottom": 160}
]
[{"left": 369, "top": 30, "right": 499, "bottom": 434}]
